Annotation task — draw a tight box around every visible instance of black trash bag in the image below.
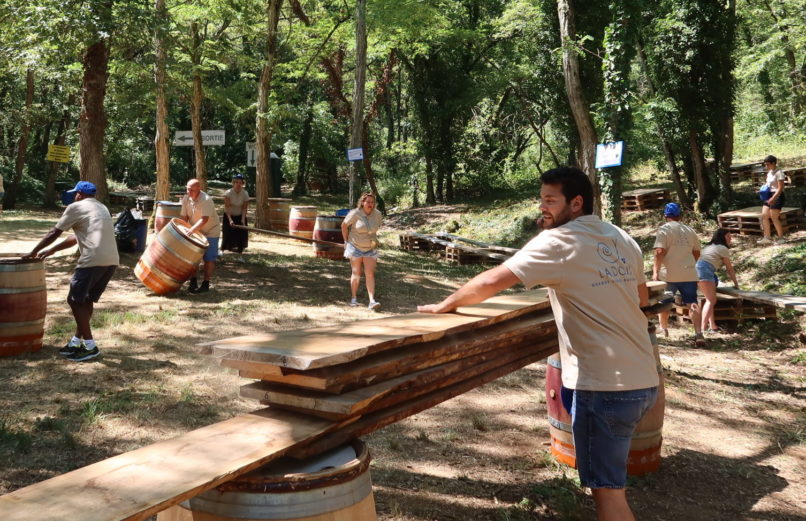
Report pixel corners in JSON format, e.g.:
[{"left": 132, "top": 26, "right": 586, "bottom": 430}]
[{"left": 115, "top": 209, "right": 138, "bottom": 252}]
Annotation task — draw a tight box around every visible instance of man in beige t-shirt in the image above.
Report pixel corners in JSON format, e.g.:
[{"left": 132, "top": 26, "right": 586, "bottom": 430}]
[
  {"left": 181, "top": 178, "right": 221, "bottom": 293},
  {"left": 652, "top": 202, "right": 703, "bottom": 345},
  {"left": 25, "top": 181, "right": 119, "bottom": 362},
  {"left": 418, "top": 167, "right": 657, "bottom": 521}
]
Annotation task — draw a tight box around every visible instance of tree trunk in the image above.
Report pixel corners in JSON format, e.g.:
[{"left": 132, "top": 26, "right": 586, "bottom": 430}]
[
  {"left": 5, "top": 69, "right": 35, "bottom": 209},
  {"left": 689, "top": 128, "right": 715, "bottom": 212},
  {"left": 348, "top": 0, "right": 367, "bottom": 206},
  {"left": 762, "top": 0, "right": 806, "bottom": 116},
  {"left": 79, "top": 40, "right": 110, "bottom": 202},
  {"left": 557, "top": 0, "right": 600, "bottom": 215},
  {"left": 425, "top": 153, "right": 435, "bottom": 205},
  {"left": 255, "top": 0, "right": 283, "bottom": 229},
  {"left": 717, "top": 116, "right": 735, "bottom": 205},
  {"left": 154, "top": 0, "right": 171, "bottom": 201},
  {"left": 190, "top": 22, "right": 207, "bottom": 190},
  {"left": 293, "top": 97, "right": 314, "bottom": 197}
]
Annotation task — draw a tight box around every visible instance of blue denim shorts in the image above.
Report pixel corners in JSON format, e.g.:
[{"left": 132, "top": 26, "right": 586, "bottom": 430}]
[
  {"left": 665, "top": 280, "right": 698, "bottom": 304},
  {"left": 203, "top": 237, "right": 219, "bottom": 262},
  {"left": 695, "top": 260, "right": 718, "bottom": 283},
  {"left": 344, "top": 242, "right": 379, "bottom": 259},
  {"left": 571, "top": 387, "right": 658, "bottom": 489}
]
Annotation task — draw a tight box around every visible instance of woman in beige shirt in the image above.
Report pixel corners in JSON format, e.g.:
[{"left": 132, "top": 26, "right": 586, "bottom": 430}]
[
  {"left": 695, "top": 228, "right": 739, "bottom": 334},
  {"left": 221, "top": 174, "right": 249, "bottom": 253},
  {"left": 341, "top": 192, "right": 383, "bottom": 310}
]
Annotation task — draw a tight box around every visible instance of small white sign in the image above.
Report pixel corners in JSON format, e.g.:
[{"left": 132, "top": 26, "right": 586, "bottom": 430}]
[
  {"left": 595, "top": 141, "right": 624, "bottom": 169},
  {"left": 346, "top": 147, "right": 364, "bottom": 162},
  {"left": 173, "top": 130, "right": 226, "bottom": 147},
  {"left": 246, "top": 142, "right": 256, "bottom": 167}
]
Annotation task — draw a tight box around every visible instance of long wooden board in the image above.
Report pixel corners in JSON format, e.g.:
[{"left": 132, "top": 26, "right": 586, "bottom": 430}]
[
  {"left": 289, "top": 348, "right": 553, "bottom": 459},
  {"left": 0, "top": 409, "right": 336, "bottom": 521},
  {"left": 240, "top": 337, "right": 559, "bottom": 419},
  {"left": 716, "top": 287, "right": 806, "bottom": 312},
  {"left": 205, "top": 289, "right": 550, "bottom": 370},
  {"left": 226, "top": 312, "right": 557, "bottom": 393}
]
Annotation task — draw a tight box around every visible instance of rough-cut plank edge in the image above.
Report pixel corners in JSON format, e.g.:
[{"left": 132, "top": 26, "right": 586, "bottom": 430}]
[
  {"left": 0, "top": 409, "right": 337, "bottom": 521},
  {"left": 242, "top": 337, "right": 560, "bottom": 419},
  {"left": 205, "top": 290, "right": 550, "bottom": 370},
  {"left": 288, "top": 345, "right": 558, "bottom": 459},
  {"left": 716, "top": 287, "right": 806, "bottom": 312}
]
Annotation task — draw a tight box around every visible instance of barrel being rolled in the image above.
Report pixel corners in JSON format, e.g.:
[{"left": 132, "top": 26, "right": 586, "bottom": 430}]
[
  {"left": 0, "top": 257, "right": 47, "bottom": 357},
  {"left": 156, "top": 440, "right": 377, "bottom": 521},
  {"left": 312, "top": 215, "right": 346, "bottom": 261},
  {"left": 545, "top": 328, "right": 665, "bottom": 475},
  {"left": 267, "top": 198, "right": 292, "bottom": 232},
  {"left": 289, "top": 206, "right": 318, "bottom": 241},
  {"left": 154, "top": 201, "right": 183, "bottom": 233},
  {"left": 135, "top": 219, "right": 208, "bottom": 295}
]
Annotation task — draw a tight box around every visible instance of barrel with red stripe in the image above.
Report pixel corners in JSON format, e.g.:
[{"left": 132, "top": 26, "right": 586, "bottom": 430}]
[
  {"left": 289, "top": 206, "right": 317, "bottom": 240},
  {"left": 0, "top": 257, "right": 47, "bottom": 356},
  {"left": 135, "top": 219, "right": 208, "bottom": 295},
  {"left": 312, "top": 215, "right": 346, "bottom": 260}
]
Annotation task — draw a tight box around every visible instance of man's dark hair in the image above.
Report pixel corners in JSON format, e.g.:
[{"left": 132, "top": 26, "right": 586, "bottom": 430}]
[{"left": 540, "top": 166, "right": 594, "bottom": 214}]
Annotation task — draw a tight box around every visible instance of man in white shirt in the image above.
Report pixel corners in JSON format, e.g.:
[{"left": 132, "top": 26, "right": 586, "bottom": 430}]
[
  {"left": 181, "top": 178, "right": 221, "bottom": 293},
  {"left": 419, "top": 167, "right": 657, "bottom": 521},
  {"left": 25, "top": 181, "right": 119, "bottom": 361}
]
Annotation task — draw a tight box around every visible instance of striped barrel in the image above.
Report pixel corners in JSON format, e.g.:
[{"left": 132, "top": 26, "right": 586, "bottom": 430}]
[
  {"left": 545, "top": 327, "right": 665, "bottom": 475},
  {"left": 135, "top": 219, "right": 208, "bottom": 295},
  {"left": 289, "top": 206, "right": 318, "bottom": 240},
  {"left": 0, "top": 258, "right": 47, "bottom": 357},
  {"left": 312, "top": 215, "right": 346, "bottom": 261},
  {"left": 267, "top": 198, "right": 292, "bottom": 232},
  {"left": 154, "top": 201, "right": 183, "bottom": 233}
]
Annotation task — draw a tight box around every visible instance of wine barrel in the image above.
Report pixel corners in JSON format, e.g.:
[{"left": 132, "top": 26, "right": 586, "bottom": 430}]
[
  {"left": 312, "top": 215, "right": 346, "bottom": 261},
  {"left": 268, "top": 198, "right": 293, "bottom": 232},
  {"left": 289, "top": 206, "right": 318, "bottom": 241},
  {"left": 545, "top": 327, "right": 665, "bottom": 475},
  {"left": 157, "top": 440, "right": 377, "bottom": 521},
  {"left": 135, "top": 219, "right": 208, "bottom": 295},
  {"left": 0, "top": 257, "right": 47, "bottom": 357},
  {"left": 154, "top": 201, "right": 183, "bottom": 233}
]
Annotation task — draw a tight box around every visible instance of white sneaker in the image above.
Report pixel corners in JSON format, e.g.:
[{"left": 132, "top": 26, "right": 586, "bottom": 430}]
[
  {"left": 757, "top": 237, "right": 773, "bottom": 245},
  {"left": 349, "top": 298, "right": 359, "bottom": 307},
  {"left": 773, "top": 238, "right": 786, "bottom": 245},
  {"left": 368, "top": 300, "right": 381, "bottom": 311}
]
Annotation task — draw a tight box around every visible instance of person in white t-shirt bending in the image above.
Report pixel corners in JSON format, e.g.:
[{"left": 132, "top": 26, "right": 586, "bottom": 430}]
[
  {"left": 696, "top": 228, "right": 739, "bottom": 334},
  {"left": 653, "top": 202, "right": 704, "bottom": 346},
  {"left": 24, "top": 181, "right": 119, "bottom": 362},
  {"left": 759, "top": 154, "right": 786, "bottom": 245},
  {"left": 418, "top": 167, "right": 658, "bottom": 521}
]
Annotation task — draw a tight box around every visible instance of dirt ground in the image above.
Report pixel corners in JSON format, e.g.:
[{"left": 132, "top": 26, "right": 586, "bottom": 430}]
[{"left": 0, "top": 207, "right": 804, "bottom": 521}]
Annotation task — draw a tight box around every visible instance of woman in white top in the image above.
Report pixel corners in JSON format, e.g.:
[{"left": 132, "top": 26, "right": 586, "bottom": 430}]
[
  {"left": 341, "top": 192, "right": 383, "bottom": 310},
  {"left": 759, "top": 154, "right": 786, "bottom": 245},
  {"left": 695, "top": 228, "right": 739, "bottom": 333},
  {"left": 221, "top": 174, "right": 249, "bottom": 253}
]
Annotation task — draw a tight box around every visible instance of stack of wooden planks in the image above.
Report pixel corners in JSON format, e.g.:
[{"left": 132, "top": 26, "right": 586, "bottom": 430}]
[
  {"left": 621, "top": 188, "right": 670, "bottom": 211},
  {"left": 398, "top": 232, "right": 517, "bottom": 265},
  {"left": 717, "top": 206, "right": 805, "bottom": 236},
  {"left": 203, "top": 289, "right": 560, "bottom": 458}
]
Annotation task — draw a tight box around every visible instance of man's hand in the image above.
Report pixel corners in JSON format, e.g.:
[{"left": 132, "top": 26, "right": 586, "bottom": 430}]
[
  {"left": 36, "top": 249, "right": 55, "bottom": 259},
  {"left": 417, "top": 302, "right": 455, "bottom": 314}
]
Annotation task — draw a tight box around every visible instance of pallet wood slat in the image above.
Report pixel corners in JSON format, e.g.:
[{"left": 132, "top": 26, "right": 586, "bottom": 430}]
[
  {"left": 716, "top": 287, "right": 806, "bottom": 312},
  {"left": 205, "top": 289, "right": 550, "bottom": 370}
]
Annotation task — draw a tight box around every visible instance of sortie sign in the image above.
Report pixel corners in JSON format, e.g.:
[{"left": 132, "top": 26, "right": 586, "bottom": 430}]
[{"left": 173, "top": 130, "right": 226, "bottom": 147}]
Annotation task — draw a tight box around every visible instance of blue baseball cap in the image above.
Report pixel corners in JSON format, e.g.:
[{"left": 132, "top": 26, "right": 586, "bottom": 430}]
[
  {"left": 67, "top": 181, "right": 97, "bottom": 195},
  {"left": 664, "top": 202, "right": 681, "bottom": 217},
  {"left": 233, "top": 174, "right": 245, "bottom": 180}
]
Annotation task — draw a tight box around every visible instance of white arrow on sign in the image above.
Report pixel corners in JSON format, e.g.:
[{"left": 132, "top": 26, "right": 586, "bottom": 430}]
[
  {"left": 246, "top": 142, "right": 256, "bottom": 167},
  {"left": 173, "top": 130, "right": 226, "bottom": 147}
]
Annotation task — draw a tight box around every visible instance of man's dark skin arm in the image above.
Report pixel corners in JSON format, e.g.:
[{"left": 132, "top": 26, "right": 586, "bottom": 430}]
[{"left": 24, "top": 228, "right": 77, "bottom": 259}]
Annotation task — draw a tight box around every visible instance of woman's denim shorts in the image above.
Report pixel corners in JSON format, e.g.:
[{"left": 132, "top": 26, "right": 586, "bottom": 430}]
[
  {"left": 695, "top": 260, "right": 718, "bottom": 282},
  {"left": 570, "top": 387, "right": 658, "bottom": 489},
  {"left": 344, "top": 242, "right": 379, "bottom": 259}
]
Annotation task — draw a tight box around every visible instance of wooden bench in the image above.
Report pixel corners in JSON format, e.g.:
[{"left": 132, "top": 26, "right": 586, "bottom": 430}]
[
  {"left": 717, "top": 206, "right": 805, "bottom": 236},
  {"left": 717, "top": 287, "right": 806, "bottom": 313}
]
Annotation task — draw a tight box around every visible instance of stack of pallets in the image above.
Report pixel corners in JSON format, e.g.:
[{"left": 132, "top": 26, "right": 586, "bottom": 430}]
[
  {"left": 202, "top": 290, "right": 560, "bottom": 457},
  {"left": 671, "top": 293, "right": 777, "bottom": 325},
  {"left": 399, "top": 232, "right": 433, "bottom": 252},
  {"left": 621, "top": 188, "right": 670, "bottom": 211},
  {"left": 717, "top": 206, "right": 805, "bottom": 236},
  {"left": 398, "top": 232, "right": 516, "bottom": 265}
]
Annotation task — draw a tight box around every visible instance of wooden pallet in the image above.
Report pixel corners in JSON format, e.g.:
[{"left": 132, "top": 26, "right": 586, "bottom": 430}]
[
  {"left": 399, "top": 232, "right": 511, "bottom": 265},
  {"left": 749, "top": 167, "right": 804, "bottom": 188},
  {"left": 399, "top": 232, "right": 434, "bottom": 252},
  {"left": 621, "top": 188, "right": 670, "bottom": 211},
  {"left": 716, "top": 206, "right": 805, "bottom": 236},
  {"left": 672, "top": 294, "right": 777, "bottom": 324}
]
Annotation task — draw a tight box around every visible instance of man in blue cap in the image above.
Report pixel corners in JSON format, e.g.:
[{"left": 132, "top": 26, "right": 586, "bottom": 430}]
[
  {"left": 25, "top": 181, "right": 119, "bottom": 361},
  {"left": 653, "top": 202, "right": 704, "bottom": 346}
]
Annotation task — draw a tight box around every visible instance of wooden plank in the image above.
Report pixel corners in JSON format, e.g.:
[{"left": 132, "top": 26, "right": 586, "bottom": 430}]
[
  {"left": 716, "top": 287, "right": 806, "bottom": 312},
  {"left": 0, "top": 409, "right": 336, "bottom": 521},
  {"left": 204, "top": 289, "right": 550, "bottom": 370},
  {"left": 240, "top": 337, "right": 559, "bottom": 419},
  {"left": 227, "top": 312, "right": 557, "bottom": 393},
  {"left": 289, "top": 348, "right": 553, "bottom": 459}
]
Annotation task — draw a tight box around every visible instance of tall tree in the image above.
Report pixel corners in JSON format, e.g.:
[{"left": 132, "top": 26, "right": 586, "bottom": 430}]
[
  {"left": 154, "top": 0, "right": 171, "bottom": 202},
  {"left": 348, "top": 0, "right": 367, "bottom": 206}
]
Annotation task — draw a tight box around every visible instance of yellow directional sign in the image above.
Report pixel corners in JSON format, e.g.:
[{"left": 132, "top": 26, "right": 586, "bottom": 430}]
[{"left": 46, "top": 145, "right": 71, "bottom": 163}]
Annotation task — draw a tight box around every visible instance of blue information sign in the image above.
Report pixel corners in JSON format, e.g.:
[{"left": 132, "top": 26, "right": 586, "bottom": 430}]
[{"left": 595, "top": 141, "right": 624, "bottom": 169}]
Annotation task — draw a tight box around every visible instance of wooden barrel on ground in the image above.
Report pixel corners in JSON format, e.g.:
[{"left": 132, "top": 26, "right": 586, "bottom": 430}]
[
  {"left": 312, "top": 215, "right": 346, "bottom": 261},
  {"left": 268, "top": 198, "right": 293, "bottom": 232},
  {"left": 135, "top": 219, "right": 208, "bottom": 295},
  {"left": 0, "top": 257, "right": 47, "bottom": 357},
  {"left": 289, "top": 206, "right": 318, "bottom": 241},
  {"left": 154, "top": 201, "right": 183, "bottom": 233},
  {"left": 157, "top": 439, "right": 377, "bottom": 521},
  {"left": 545, "top": 327, "right": 665, "bottom": 475}
]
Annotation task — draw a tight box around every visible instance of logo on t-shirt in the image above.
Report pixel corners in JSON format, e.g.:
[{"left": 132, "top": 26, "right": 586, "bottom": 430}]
[{"left": 593, "top": 240, "right": 635, "bottom": 287}]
